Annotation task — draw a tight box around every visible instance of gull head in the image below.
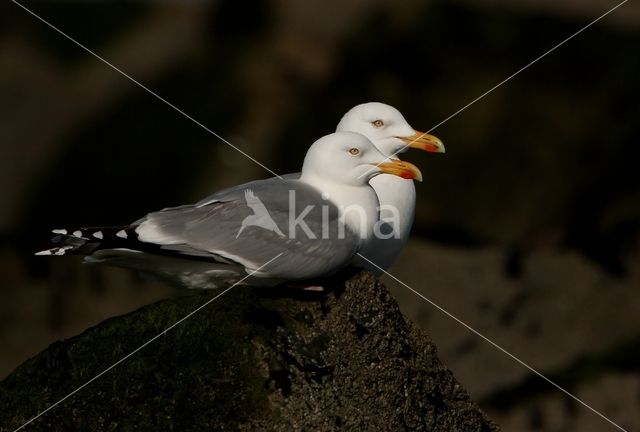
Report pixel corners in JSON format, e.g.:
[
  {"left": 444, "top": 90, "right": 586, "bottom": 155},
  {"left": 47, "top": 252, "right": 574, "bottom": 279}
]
[
  {"left": 301, "top": 131, "right": 422, "bottom": 187},
  {"left": 336, "top": 102, "right": 445, "bottom": 158}
]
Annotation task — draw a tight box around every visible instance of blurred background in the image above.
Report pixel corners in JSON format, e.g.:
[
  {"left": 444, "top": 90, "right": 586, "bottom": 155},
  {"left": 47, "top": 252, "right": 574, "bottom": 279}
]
[{"left": 1, "top": 0, "right": 639, "bottom": 429}]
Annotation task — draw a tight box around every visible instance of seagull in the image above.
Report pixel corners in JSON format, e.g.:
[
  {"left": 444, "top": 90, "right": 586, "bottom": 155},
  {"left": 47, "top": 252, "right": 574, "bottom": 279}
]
[
  {"left": 36, "top": 132, "right": 422, "bottom": 290},
  {"left": 198, "top": 102, "right": 444, "bottom": 272},
  {"left": 336, "top": 102, "right": 445, "bottom": 271}
]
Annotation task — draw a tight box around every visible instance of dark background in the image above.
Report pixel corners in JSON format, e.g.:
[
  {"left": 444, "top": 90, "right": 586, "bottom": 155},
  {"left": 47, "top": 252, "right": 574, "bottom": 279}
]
[{"left": 1, "top": 0, "right": 639, "bottom": 429}]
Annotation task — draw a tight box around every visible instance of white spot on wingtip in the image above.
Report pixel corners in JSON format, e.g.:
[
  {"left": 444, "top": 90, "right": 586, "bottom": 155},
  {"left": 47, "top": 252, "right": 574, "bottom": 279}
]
[
  {"left": 93, "top": 231, "right": 104, "bottom": 239},
  {"left": 73, "top": 230, "right": 83, "bottom": 238},
  {"left": 52, "top": 229, "right": 67, "bottom": 235},
  {"left": 116, "top": 229, "right": 128, "bottom": 239},
  {"left": 36, "top": 245, "right": 73, "bottom": 256}
]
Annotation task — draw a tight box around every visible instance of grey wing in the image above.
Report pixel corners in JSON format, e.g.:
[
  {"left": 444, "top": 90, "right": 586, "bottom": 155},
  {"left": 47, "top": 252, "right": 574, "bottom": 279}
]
[
  {"left": 134, "top": 179, "right": 358, "bottom": 281},
  {"left": 196, "top": 172, "right": 301, "bottom": 207}
]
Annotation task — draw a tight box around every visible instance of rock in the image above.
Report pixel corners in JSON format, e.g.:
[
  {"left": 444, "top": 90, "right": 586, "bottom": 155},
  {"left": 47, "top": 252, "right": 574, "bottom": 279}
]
[
  {"left": 386, "top": 240, "right": 640, "bottom": 406},
  {"left": 0, "top": 271, "right": 497, "bottom": 431}
]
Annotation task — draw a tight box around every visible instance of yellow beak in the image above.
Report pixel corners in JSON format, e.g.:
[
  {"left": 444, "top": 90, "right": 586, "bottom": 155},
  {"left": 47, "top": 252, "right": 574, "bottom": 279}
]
[
  {"left": 399, "top": 131, "right": 445, "bottom": 153},
  {"left": 376, "top": 159, "right": 423, "bottom": 182}
]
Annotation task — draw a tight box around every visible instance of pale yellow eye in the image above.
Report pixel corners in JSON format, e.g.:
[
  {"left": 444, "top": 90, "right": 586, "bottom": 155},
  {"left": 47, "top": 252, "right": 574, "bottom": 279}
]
[
  {"left": 349, "top": 147, "right": 360, "bottom": 155},
  {"left": 372, "top": 119, "right": 384, "bottom": 128}
]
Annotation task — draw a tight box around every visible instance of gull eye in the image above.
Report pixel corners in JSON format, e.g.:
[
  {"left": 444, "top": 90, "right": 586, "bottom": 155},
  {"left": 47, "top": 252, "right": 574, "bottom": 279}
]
[
  {"left": 348, "top": 147, "right": 360, "bottom": 155},
  {"left": 372, "top": 119, "right": 384, "bottom": 128}
]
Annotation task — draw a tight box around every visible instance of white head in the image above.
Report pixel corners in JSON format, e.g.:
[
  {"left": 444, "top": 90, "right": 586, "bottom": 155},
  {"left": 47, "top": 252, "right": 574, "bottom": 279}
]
[
  {"left": 300, "top": 132, "right": 422, "bottom": 187},
  {"left": 336, "top": 102, "right": 445, "bottom": 158}
]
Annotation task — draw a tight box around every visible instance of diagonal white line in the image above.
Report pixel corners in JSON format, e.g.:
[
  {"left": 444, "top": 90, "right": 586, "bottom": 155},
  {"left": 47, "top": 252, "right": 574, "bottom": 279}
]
[
  {"left": 10, "top": 0, "right": 283, "bottom": 180},
  {"left": 424, "top": 0, "right": 628, "bottom": 136},
  {"left": 356, "top": 253, "right": 629, "bottom": 432},
  {"left": 360, "top": 0, "right": 629, "bottom": 178},
  {"left": 12, "top": 252, "right": 284, "bottom": 432}
]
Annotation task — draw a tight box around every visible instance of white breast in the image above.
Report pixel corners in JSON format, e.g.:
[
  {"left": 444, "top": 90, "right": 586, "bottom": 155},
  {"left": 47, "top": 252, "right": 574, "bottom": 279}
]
[{"left": 359, "top": 173, "right": 416, "bottom": 273}]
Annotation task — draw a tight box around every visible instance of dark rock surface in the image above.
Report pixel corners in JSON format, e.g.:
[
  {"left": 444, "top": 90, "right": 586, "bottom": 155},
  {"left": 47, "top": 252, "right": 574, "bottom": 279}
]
[{"left": 0, "top": 272, "right": 497, "bottom": 431}]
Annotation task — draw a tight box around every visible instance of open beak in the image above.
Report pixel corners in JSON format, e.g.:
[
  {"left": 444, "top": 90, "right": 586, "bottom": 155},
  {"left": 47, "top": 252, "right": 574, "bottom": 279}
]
[
  {"left": 376, "top": 160, "right": 423, "bottom": 182},
  {"left": 399, "top": 131, "right": 445, "bottom": 153}
]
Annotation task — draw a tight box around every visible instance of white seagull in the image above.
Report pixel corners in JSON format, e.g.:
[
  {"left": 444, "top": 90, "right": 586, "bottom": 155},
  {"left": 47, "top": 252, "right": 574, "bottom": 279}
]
[
  {"left": 335, "top": 102, "right": 445, "bottom": 271},
  {"left": 36, "top": 132, "right": 422, "bottom": 290},
  {"left": 199, "top": 102, "right": 444, "bottom": 272}
]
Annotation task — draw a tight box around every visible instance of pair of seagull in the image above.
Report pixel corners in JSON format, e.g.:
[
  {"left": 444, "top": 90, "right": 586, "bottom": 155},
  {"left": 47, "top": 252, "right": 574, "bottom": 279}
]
[{"left": 37, "top": 102, "right": 444, "bottom": 290}]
